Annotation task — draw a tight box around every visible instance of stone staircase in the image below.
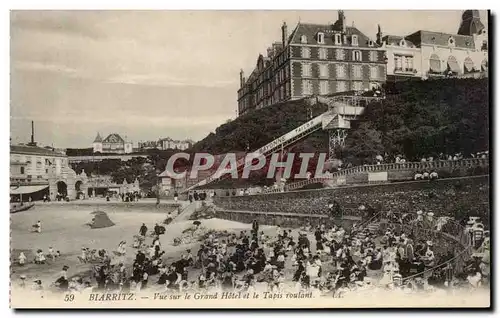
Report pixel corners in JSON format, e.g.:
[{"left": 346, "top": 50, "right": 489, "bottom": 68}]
[{"left": 170, "top": 201, "right": 200, "bottom": 224}]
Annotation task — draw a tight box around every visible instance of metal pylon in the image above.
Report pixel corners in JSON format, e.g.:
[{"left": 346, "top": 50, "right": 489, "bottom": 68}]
[{"left": 328, "top": 129, "right": 348, "bottom": 160}]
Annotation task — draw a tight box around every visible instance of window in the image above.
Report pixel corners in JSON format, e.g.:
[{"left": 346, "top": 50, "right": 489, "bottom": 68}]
[
  {"left": 353, "top": 50, "right": 362, "bottom": 61},
  {"left": 403, "top": 56, "right": 414, "bottom": 71},
  {"left": 370, "top": 66, "right": 379, "bottom": 78},
  {"left": 319, "top": 48, "right": 327, "bottom": 60},
  {"left": 20, "top": 167, "right": 24, "bottom": 174},
  {"left": 320, "top": 80, "right": 329, "bottom": 95},
  {"left": 353, "top": 65, "right": 362, "bottom": 79},
  {"left": 353, "top": 81, "right": 363, "bottom": 91},
  {"left": 369, "top": 51, "right": 377, "bottom": 62},
  {"left": 482, "top": 40, "right": 488, "bottom": 51},
  {"left": 352, "top": 35, "right": 359, "bottom": 46},
  {"left": 448, "top": 37, "right": 455, "bottom": 46},
  {"left": 301, "top": 35, "right": 308, "bottom": 44},
  {"left": 400, "top": 39, "right": 406, "bottom": 47},
  {"left": 334, "top": 34, "right": 342, "bottom": 45},
  {"left": 395, "top": 55, "right": 403, "bottom": 70},
  {"left": 302, "top": 79, "right": 313, "bottom": 95},
  {"left": 368, "top": 40, "right": 374, "bottom": 47},
  {"left": 335, "top": 49, "right": 345, "bottom": 60},
  {"left": 337, "top": 81, "right": 347, "bottom": 92},
  {"left": 317, "top": 32, "right": 325, "bottom": 44},
  {"left": 302, "top": 63, "right": 312, "bottom": 77},
  {"left": 336, "top": 64, "right": 347, "bottom": 78},
  {"left": 301, "top": 47, "right": 311, "bottom": 59},
  {"left": 319, "top": 64, "right": 329, "bottom": 78}
]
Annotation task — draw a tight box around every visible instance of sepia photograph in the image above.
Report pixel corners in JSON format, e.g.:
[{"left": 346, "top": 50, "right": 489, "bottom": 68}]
[{"left": 9, "top": 9, "right": 490, "bottom": 309}]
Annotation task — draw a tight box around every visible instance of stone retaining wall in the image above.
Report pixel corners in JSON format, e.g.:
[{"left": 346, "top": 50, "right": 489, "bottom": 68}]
[{"left": 214, "top": 176, "right": 489, "bottom": 224}]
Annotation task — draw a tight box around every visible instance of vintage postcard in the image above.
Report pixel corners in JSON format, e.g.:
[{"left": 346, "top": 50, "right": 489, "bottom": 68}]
[{"left": 10, "top": 10, "right": 490, "bottom": 309}]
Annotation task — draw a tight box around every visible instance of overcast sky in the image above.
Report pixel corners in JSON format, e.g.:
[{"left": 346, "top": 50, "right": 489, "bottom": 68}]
[{"left": 10, "top": 10, "right": 488, "bottom": 148}]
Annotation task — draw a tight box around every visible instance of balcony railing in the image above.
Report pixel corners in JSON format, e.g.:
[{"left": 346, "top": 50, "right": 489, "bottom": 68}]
[{"left": 394, "top": 67, "right": 418, "bottom": 74}]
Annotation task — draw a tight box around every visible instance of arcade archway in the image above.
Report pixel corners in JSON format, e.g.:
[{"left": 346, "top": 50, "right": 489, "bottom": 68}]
[{"left": 57, "top": 181, "right": 67, "bottom": 196}]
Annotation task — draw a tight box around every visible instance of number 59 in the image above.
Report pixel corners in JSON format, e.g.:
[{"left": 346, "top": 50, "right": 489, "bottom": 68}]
[{"left": 64, "top": 294, "right": 75, "bottom": 302}]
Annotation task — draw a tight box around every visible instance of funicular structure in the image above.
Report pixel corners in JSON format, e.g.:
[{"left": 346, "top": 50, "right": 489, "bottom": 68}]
[{"left": 183, "top": 93, "right": 383, "bottom": 193}]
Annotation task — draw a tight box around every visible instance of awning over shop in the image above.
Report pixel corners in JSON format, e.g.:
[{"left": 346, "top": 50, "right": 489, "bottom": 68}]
[
  {"left": 10, "top": 185, "right": 48, "bottom": 195},
  {"left": 447, "top": 56, "right": 461, "bottom": 73},
  {"left": 464, "top": 58, "right": 475, "bottom": 72},
  {"left": 429, "top": 54, "right": 441, "bottom": 73},
  {"left": 481, "top": 59, "right": 488, "bottom": 72}
]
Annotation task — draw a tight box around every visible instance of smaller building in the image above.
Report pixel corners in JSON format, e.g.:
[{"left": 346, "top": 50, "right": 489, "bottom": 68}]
[
  {"left": 379, "top": 10, "right": 488, "bottom": 82},
  {"left": 138, "top": 140, "right": 160, "bottom": 150},
  {"left": 92, "top": 133, "right": 134, "bottom": 154},
  {"left": 158, "top": 137, "right": 193, "bottom": 151},
  {"left": 10, "top": 144, "right": 87, "bottom": 201}
]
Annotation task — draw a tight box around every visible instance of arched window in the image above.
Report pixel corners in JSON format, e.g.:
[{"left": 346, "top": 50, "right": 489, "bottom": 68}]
[
  {"left": 447, "top": 56, "right": 461, "bottom": 74},
  {"left": 448, "top": 37, "right": 455, "bottom": 47},
  {"left": 429, "top": 54, "right": 441, "bottom": 73},
  {"left": 352, "top": 50, "right": 362, "bottom": 61},
  {"left": 351, "top": 35, "right": 359, "bottom": 46},
  {"left": 464, "top": 57, "right": 475, "bottom": 73}
]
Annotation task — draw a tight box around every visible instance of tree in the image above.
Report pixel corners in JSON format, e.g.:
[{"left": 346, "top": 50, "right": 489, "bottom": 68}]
[{"left": 342, "top": 122, "right": 384, "bottom": 166}]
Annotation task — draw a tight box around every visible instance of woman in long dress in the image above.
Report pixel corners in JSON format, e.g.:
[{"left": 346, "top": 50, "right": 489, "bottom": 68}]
[{"left": 18, "top": 252, "right": 26, "bottom": 266}]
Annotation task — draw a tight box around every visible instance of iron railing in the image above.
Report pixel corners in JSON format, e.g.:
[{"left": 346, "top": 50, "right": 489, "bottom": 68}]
[{"left": 285, "top": 157, "right": 489, "bottom": 192}]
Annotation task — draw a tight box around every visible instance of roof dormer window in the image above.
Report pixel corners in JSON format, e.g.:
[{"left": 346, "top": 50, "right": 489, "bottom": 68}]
[
  {"left": 448, "top": 37, "right": 455, "bottom": 47},
  {"left": 400, "top": 39, "right": 406, "bottom": 47},
  {"left": 368, "top": 40, "right": 374, "bottom": 47},
  {"left": 317, "top": 32, "right": 325, "bottom": 44},
  {"left": 300, "top": 35, "right": 308, "bottom": 44},
  {"left": 352, "top": 35, "right": 359, "bottom": 46},
  {"left": 334, "top": 33, "right": 342, "bottom": 45}
]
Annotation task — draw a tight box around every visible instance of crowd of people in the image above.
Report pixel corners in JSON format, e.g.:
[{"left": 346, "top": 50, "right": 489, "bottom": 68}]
[{"left": 15, "top": 204, "right": 489, "bottom": 298}]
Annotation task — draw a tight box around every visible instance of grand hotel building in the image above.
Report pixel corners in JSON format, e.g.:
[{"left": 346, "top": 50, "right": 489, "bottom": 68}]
[{"left": 237, "top": 11, "right": 387, "bottom": 116}]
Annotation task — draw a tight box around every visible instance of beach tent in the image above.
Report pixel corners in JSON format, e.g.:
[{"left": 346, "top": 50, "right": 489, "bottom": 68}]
[{"left": 88, "top": 211, "right": 115, "bottom": 229}]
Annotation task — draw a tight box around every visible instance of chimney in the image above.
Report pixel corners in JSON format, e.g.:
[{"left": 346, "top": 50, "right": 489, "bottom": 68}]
[
  {"left": 239, "top": 69, "right": 245, "bottom": 88},
  {"left": 338, "top": 10, "right": 346, "bottom": 33},
  {"left": 376, "top": 24, "right": 383, "bottom": 45},
  {"left": 28, "top": 120, "right": 37, "bottom": 147},
  {"left": 281, "top": 22, "right": 288, "bottom": 47}
]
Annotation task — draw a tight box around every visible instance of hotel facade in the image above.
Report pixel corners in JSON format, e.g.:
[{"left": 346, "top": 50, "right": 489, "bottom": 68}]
[
  {"left": 237, "top": 10, "right": 387, "bottom": 116},
  {"left": 237, "top": 10, "right": 488, "bottom": 116}
]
